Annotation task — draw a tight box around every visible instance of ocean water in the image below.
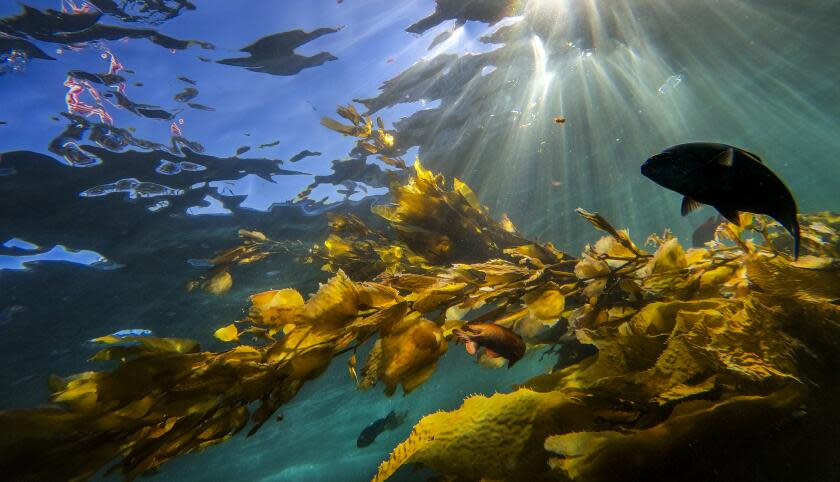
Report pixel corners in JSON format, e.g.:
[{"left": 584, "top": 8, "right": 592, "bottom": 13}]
[{"left": 1, "top": 1, "right": 839, "bottom": 481}]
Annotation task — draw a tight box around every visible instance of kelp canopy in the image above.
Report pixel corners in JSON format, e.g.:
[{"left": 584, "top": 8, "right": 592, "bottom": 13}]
[{"left": 2, "top": 133, "right": 840, "bottom": 481}]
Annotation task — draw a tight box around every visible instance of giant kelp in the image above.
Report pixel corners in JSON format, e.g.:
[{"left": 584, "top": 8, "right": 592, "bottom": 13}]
[
  {"left": 371, "top": 214, "right": 840, "bottom": 481},
  {"left": 1, "top": 160, "right": 840, "bottom": 481}
]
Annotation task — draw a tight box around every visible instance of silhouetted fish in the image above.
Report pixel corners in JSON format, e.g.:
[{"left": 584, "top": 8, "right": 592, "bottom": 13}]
[
  {"left": 641, "top": 142, "right": 799, "bottom": 258},
  {"left": 692, "top": 215, "right": 724, "bottom": 247},
  {"left": 357, "top": 410, "right": 405, "bottom": 447},
  {"left": 453, "top": 322, "right": 525, "bottom": 367}
]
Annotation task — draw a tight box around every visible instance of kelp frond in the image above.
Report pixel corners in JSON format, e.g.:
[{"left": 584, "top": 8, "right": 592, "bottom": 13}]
[{"left": 2, "top": 155, "right": 840, "bottom": 482}]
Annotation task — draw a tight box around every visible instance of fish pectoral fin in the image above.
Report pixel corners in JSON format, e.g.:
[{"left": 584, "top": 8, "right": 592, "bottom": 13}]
[
  {"left": 465, "top": 340, "right": 478, "bottom": 355},
  {"left": 681, "top": 196, "right": 703, "bottom": 216},
  {"left": 484, "top": 348, "right": 500, "bottom": 358},
  {"left": 711, "top": 148, "right": 735, "bottom": 167},
  {"left": 716, "top": 207, "right": 741, "bottom": 225}
]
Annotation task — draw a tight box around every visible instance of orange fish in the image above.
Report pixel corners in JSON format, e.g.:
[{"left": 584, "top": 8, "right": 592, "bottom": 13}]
[{"left": 453, "top": 323, "right": 525, "bottom": 367}]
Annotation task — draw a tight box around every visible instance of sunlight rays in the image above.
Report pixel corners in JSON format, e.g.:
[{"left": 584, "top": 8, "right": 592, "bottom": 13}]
[{"left": 410, "top": 0, "right": 839, "bottom": 246}]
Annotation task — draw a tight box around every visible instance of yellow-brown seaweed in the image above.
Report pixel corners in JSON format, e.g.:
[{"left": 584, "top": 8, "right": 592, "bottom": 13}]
[{"left": 1, "top": 156, "right": 839, "bottom": 482}]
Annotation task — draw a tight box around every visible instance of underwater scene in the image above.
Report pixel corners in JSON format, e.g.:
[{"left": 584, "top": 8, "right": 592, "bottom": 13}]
[{"left": 1, "top": 0, "right": 840, "bottom": 480}]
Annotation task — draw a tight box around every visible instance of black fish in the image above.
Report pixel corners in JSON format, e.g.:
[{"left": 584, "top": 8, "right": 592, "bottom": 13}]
[
  {"left": 641, "top": 142, "right": 799, "bottom": 258},
  {"left": 357, "top": 410, "right": 405, "bottom": 448}
]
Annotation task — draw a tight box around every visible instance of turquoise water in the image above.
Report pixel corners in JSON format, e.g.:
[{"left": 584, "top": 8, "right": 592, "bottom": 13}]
[{"left": 1, "top": 1, "right": 839, "bottom": 480}]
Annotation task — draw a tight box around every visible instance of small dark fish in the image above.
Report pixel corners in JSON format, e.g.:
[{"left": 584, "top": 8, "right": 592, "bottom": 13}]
[
  {"left": 453, "top": 322, "right": 525, "bottom": 367},
  {"left": 177, "top": 76, "right": 197, "bottom": 85},
  {"left": 692, "top": 215, "right": 724, "bottom": 247},
  {"left": 134, "top": 82, "right": 144, "bottom": 87},
  {"left": 357, "top": 410, "right": 405, "bottom": 448},
  {"left": 0, "top": 120, "right": 6, "bottom": 125},
  {"left": 642, "top": 142, "right": 800, "bottom": 258},
  {"left": 235, "top": 145, "right": 251, "bottom": 156}
]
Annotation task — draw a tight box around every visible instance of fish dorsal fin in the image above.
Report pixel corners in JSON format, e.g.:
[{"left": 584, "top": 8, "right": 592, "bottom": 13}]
[
  {"left": 712, "top": 148, "right": 735, "bottom": 167},
  {"left": 716, "top": 207, "right": 741, "bottom": 225},
  {"left": 741, "top": 150, "right": 764, "bottom": 164},
  {"left": 681, "top": 196, "right": 703, "bottom": 216}
]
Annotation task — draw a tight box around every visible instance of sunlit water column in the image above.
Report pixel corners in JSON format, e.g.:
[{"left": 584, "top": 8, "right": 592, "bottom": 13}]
[{"left": 434, "top": 0, "right": 840, "bottom": 252}]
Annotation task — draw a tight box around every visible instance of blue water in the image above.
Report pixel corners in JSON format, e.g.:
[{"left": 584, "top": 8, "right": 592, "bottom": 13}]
[{"left": 1, "top": 1, "right": 839, "bottom": 480}]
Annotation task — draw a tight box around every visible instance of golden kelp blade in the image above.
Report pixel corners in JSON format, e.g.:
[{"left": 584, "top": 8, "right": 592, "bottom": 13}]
[
  {"left": 372, "top": 389, "right": 592, "bottom": 482},
  {"left": 214, "top": 323, "right": 239, "bottom": 342},
  {"left": 337, "top": 103, "right": 362, "bottom": 125},
  {"left": 378, "top": 318, "right": 447, "bottom": 395},
  {"left": 545, "top": 388, "right": 804, "bottom": 482},
  {"left": 238, "top": 229, "right": 267, "bottom": 241},
  {"left": 320, "top": 116, "right": 357, "bottom": 136},
  {"left": 575, "top": 207, "right": 642, "bottom": 255},
  {"left": 88, "top": 335, "right": 200, "bottom": 362},
  {"left": 747, "top": 255, "right": 840, "bottom": 302},
  {"left": 206, "top": 270, "right": 232, "bottom": 295}
]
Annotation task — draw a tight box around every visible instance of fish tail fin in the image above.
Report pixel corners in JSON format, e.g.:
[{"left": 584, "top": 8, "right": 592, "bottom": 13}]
[{"left": 776, "top": 211, "right": 800, "bottom": 260}]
